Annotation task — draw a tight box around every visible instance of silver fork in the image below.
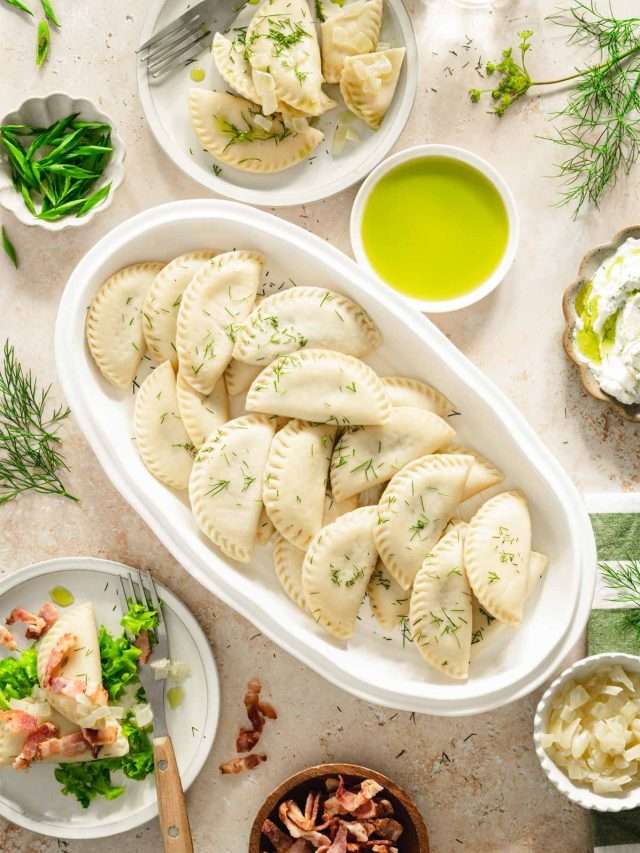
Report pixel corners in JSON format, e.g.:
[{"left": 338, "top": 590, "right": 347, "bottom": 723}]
[
  {"left": 137, "top": 0, "right": 229, "bottom": 79},
  {"left": 119, "top": 571, "right": 194, "bottom": 853}
]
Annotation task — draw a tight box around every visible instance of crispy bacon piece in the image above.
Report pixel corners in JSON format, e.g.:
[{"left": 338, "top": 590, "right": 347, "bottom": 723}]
[
  {"left": 236, "top": 676, "right": 278, "bottom": 754},
  {"left": 38, "top": 601, "right": 59, "bottom": 633},
  {"left": 324, "top": 777, "right": 384, "bottom": 818},
  {"left": 6, "top": 607, "right": 46, "bottom": 639},
  {"left": 134, "top": 629, "right": 152, "bottom": 664},
  {"left": 262, "top": 819, "right": 296, "bottom": 852},
  {"left": 35, "top": 731, "right": 91, "bottom": 763},
  {"left": 49, "top": 675, "right": 86, "bottom": 698},
  {"left": 0, "top": 625, "right": 17, "bottom": 651},
  {"left": 318, "top": 823, "right": 348, "bottom": 853},
  {"left": 362, "top": 819, "right": 403, "bottom": 842},
  {"left": 0, "top": 710, "right": 40, "bottom": 736},
  {"left": 219, "top": 753, "right": 266, "bottom": 774},
  {"left": 80, "top": 723, "right": 119, "bottom": 757},
  {"left": 289, "top": 842, "right": 314, "bottom": 853},
  {"left": 13, "top": 722, "right": 58, "bottom": 770},
  {"left": 42, "top": 632, "right": 79, "bottom": 687},
  {"left": 6, "top": 602, "right": 58, "bottom": 640}
]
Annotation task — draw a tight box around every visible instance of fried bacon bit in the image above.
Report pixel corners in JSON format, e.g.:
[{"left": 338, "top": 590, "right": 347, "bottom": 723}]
[
  {"left": 35, "top": 731, "right": 92, "bottom": 763},
  {"left": 219, "top": 753, "right": 267, "bottom": 775},
  {"left": 0, "top": 710, "right": 40, "bottom": 736},
  {"left": 49, "top": 675, "right": 86, "bottom": 698},
  {"left": 80, "top": 723, "right": 119, "bottom": 757},
  {"left": 324, "top": 778, "right": 384, "bottom": 818},
  {"left": 13, "top": 722, "right": 58, "bottom": 770},
  {"left": 0, "top": 625, "right": 17, "bottom": 651},
  {"left": 6, "top": 602, "right": 58, "bottom": 640},
  {"left": 289, "top": 842, "right": 314, "bottom": 853},
  {"left": 134, "top": 629, "right": 152, "bottom": 664},
  {"left": 42, "top": 632, "right": 79, "bottom": 687},
  {"left": 261, "top": 776, "right": 404, "bottom": 853},
  {"left": 221, "top": 678, "right": 278, "bottom": 774},
  {"left": 319, "top": 823, "right": 348, "bottom": 853},
  {"left": 236, "top": 677, "right": 278, "bottom": 753}
]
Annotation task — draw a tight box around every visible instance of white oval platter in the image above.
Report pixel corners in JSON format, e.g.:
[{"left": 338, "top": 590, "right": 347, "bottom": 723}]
[
  {"left": 136, "top": 0, "right": 418, "bottom": 207},
  {"left": 0, "top": 556, "right": 219, "bottom": 839},
  {"left": 54, "top": 200, "right": 596, "bottom": 716}
]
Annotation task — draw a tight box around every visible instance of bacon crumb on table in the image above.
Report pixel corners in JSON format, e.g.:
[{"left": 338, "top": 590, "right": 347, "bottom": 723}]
[
  {"left": 220, "top": 677, "right": 277, "bottom": 775},
  {"left": 260, "top": 776, "right": 403, "bottom": 853},
  {"left": 219, "top": 753, "right": 267, "bottom": 775}
]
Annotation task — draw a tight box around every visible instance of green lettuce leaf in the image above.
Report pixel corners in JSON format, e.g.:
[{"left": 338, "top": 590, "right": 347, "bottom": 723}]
[{"left": 0, "top": 646, "right": 38, "bottom": 709}]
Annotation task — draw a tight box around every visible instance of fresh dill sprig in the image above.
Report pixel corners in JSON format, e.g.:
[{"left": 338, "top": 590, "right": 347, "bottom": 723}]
[
  {"left": 469, "top": 3, "right": 640, "bottom": 213},
  {"left": 599, "top": 558, "right": 640, "bottom": 606},
  {"left": 599, "top": 558, "right": 640, "bottom": 639},
  {"left": 0, "top": 341, "right": 77, "bottom": 504}
]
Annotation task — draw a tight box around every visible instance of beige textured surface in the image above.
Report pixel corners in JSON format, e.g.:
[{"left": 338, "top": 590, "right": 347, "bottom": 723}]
[{"left": 2, "top": 0, "right": 639, "bottom": 849}]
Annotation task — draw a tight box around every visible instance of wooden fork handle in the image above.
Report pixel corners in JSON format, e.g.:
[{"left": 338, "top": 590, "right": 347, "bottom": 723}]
[{"left": 153, "top": 735, "right": 194, "bottom": 853}]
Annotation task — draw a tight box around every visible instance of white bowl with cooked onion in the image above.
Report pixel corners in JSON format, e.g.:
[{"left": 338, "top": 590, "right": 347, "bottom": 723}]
[{"left": 534, "top": 653, "right": 640, "bottom": 812}]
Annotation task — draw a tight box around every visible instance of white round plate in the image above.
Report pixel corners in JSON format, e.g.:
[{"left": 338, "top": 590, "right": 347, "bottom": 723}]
[
  {"left": 137, "top": 0, "right": 418, "bottom": 206},
  {"left": 0, "top": 556, "right": 219, "bottom": 839}
]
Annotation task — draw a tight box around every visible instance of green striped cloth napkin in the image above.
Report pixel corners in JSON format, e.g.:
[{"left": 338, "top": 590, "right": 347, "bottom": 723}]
[{"left": 587, "top": 495, "right": 640, "bottom": 853}]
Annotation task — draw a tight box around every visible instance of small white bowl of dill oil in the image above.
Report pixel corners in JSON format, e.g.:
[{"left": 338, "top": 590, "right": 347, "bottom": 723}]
[
  {"left": 0, "top": 92, "right": 126, "bottom": 231},
  {"left": 350, "top": 144, "right": 519, "bottom": 313}
]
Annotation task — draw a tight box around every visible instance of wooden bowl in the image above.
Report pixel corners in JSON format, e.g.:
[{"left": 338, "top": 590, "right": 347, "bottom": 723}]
[
  {"left": 248, "top": 762, "right": 429, "bottom": 853},
  {"left": 562, "top": 224, "right": 640, "bottom": 423}
]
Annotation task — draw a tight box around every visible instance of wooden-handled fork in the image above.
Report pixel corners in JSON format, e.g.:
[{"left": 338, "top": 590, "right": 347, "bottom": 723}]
[{"left": 120, "top": 571, "right": 194, "bottom": 853}]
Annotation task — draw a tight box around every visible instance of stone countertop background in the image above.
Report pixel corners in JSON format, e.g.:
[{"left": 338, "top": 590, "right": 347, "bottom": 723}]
[{"left": 1, "top": 0, "right": 638, "bottom": 850}]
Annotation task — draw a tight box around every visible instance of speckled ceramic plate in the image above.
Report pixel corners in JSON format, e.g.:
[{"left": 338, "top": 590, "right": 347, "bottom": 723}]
[
  {"left": 55, "top": 200, "right": 596, "bottom": 716},
  {"left": 562, "top": 225, "right": 640, "bottom": 423},
  {"left": 136, "top": 0, "right": 418, "bottom": 206},
  {"left": 0, "top": 557, "right": 219, "bottom": 839}
]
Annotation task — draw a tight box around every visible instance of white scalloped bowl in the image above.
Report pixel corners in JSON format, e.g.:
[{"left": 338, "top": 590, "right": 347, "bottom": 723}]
[
  {"left": 534, "top": 652, "right": 640, "bottom": 812},
  {"left": 0, "top": 92, "right": 126, "bottom": 231}
]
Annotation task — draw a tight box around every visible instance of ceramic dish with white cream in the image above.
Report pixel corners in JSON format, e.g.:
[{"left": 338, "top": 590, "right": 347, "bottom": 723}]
[
  {"left": 563, "top": 225, "right": 640, "bottom": 422},
  {"left": 55, "top": 199, "right": 595, "bottom": 716},
  {"left": 351, "top": 144, "right": 519, "bottom": 313},
  {"left": 534, "top": 653, "right": 640, "bottom": 812}
]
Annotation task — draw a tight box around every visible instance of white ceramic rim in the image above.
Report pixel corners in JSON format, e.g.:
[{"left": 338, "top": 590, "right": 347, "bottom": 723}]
[
  {"left": 533, "top": 652, "right": 640, "bottom": 812},
  {"left": 136, "top": 0, "right": 418, "bottom": 207},
  {"left": 350, "top": 143, "right": 521, "bottom": 313},
  {"left": 0, "top": 556, "right": 220, "bottom": 839},
  {"left": 54, "top": 199, "right": 595, "bottom": 716},
  {"left": 0, "top": 92, "right": 126, "bottom": 232}
]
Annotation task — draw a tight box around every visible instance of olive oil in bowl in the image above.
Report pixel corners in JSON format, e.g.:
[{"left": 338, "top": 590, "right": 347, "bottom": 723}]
[{"left": 354, "top": 149, "right": 516, "bottom": 311}]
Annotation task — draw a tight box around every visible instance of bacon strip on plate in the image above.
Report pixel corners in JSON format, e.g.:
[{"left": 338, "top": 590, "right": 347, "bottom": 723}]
[
  {"left": 13, "top": 722, "right": 58, "bottom": 770},
  {"left": 6, "top": 602, "right": 58, "bottom": 640},
  {"left": 134, "top": 629, "right": 152, "bottom": 664},
  {"left": 0, "top": 626, "right": 16, "bottom": 651},
  {"left": 42, "top": 632, "right": 79, "bottom": 687}
]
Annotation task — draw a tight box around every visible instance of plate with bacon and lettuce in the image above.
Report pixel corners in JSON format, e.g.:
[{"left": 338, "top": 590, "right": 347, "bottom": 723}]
[{"left": 0, "top": 556, "right": 219, "bottom": 839}]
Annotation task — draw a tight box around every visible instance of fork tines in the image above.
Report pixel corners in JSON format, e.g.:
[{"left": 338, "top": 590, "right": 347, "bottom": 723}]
[
  {"left": 119, "top": 570, "right": 166, "bottom": 644},
  {"left": 137, "top": 1, "right": 212, "bottom": 79}
]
